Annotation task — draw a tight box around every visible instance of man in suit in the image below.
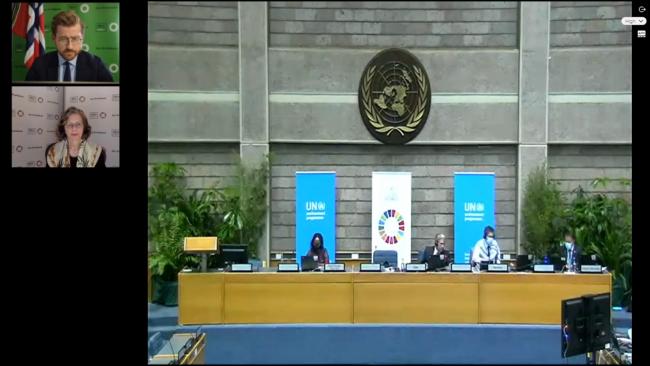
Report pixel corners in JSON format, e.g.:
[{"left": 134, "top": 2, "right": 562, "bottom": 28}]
[
  {"left": 26, "top": 10, "right": 113, "bottom": 82},
  {"left": 420, "top": 233, "right": 451, "bottom": 269},
  {"left": 561, "top": 231, "right": 582, "bottom": 272},
  {"left": 432, "top": 233, "right": 451, "bottom": 266}
]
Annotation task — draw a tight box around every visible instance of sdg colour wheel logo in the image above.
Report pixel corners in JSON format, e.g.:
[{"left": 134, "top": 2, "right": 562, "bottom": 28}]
[{"left": 378, "top": 209, "right": 405, "bottom": 245}]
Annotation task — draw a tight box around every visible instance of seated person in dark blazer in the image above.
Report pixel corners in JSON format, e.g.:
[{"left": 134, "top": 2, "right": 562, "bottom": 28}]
[
  {"left": 561, "top": 231, "right": 582, "bottom": 272},
  {"left": 420, "top": 233, "right": 451, "bottom": 268},
  {"left": 25, "top": 10, "right": 113, "bottom": 82},
  {"left": 432, "top": 233, "right": 451, "bottom": 266}
]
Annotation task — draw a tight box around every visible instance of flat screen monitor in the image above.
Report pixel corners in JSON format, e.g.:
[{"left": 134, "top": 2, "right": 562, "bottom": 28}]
[
  {"left": 584, "top": 293, "right": 612, "bottom": 352},
  {"left": 580, "top": 254, "right": 600, "bottom": 266},
  {"left": 561, "top": 297, "right": 587, "bottom": 358},
  {"left": 515, "top": 254, "right": 532, "bottom": 271},
  {"left": 212, "top": 244, "right": 248, "bottom": 269}
]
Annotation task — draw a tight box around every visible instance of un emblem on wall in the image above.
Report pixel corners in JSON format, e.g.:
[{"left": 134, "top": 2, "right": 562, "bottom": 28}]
[{"left": 358, "top": 48, "right": 431, "bottom": 145}]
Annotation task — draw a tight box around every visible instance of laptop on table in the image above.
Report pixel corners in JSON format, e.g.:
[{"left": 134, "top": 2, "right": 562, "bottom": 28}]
[
  {"left": 301, "top": 256, "right": 318, "bottom": 271},
  {"left": 427, "top": 254, "right": 446, "bottom": 271},
  {"left": 515, "top": 254, "right": 532, "bottom": 271}
]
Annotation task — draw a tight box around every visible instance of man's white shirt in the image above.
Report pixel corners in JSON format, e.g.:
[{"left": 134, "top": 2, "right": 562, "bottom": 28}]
[{"left": 472, "top": 238, "right": 501, "bottom": 264}]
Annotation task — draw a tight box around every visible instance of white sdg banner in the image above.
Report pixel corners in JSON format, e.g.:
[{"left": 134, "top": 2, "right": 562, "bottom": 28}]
[
  {"left": 372, "top": 172, "right": 412, "bottom": 268},
  {"left": 12, "top": 86, "right": 119, "bottom": 167}
]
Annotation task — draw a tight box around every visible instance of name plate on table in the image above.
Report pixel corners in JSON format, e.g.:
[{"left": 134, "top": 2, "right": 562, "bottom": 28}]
[
  {"left": 324, "top": 263, "right": 345, "bottom": 272},
  {"left": 230, "top": 263, "right": 253, "bottom": 272},
  {"left": 360, "top": 263, "right": 381, "bottom": 272},
  {"left": 487, "top": 264, "right": 509, "bottom": 272},
  {"left": 533, "top": 264, "right": 555, "bottom": 273},
  {"left": 405, "top": 263, "right": 427, "bottom": 272},
  {"left": 277, "top": 263, "right": 299, "bottom": 272},
  {"left": 580, "top": 264, "right": 603, "bottom": 273},
  {"left": 451, "top": 263, "right": 472, "bottom": 272}
]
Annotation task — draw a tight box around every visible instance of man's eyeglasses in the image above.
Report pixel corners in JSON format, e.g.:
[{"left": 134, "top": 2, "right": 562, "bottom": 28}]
[
  {"left": 65, "top": 122, "right": 83, "bottom": 130},
  {"left": 56, "top": 36, "right": 83, "bottom": 45}
]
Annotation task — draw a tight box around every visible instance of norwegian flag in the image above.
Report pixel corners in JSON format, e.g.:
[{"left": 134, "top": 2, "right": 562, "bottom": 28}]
[{"left": 12, "top": 3, "right": 46, "bottom": 70}]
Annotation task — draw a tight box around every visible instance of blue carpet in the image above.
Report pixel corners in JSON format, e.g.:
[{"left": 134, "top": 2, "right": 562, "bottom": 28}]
[
  {"left": 173, "top": 324, "right": 587, "bottom": 364},
  {"left": 148, "top": 303, "right": 632, "bottom": 364},
  {"left": 612, "top": 309, "right": 632, "bottom": 329},
  {"left": 148, "top": 303, "right": 179, "bottom": 341}
]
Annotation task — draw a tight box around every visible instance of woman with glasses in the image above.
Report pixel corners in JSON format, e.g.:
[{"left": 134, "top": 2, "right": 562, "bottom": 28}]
[{"left": 46, "top": 106, "right": 106, "bottom": 168}]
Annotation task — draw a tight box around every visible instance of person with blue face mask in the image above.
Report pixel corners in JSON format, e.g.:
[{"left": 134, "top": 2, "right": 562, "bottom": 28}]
[
  {"left": 471, "top": 226, "right": 501, "bottom": 266},
  {"left": 561, "top": 231, "right": 582, "bottom": 272}
]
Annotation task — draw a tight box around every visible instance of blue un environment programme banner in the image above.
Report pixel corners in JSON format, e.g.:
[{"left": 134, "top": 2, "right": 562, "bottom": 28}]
[
  {"left": 454, "top": 173, "right": 495, "bottom": 263},
  {"left": 296, "top": 172, "right": 336, "bottom": 264}
]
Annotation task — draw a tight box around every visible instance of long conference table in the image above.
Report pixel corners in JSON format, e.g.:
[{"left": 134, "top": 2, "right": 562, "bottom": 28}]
[{"left": 178, "top": 271, "right": 611, "bottom": 325}]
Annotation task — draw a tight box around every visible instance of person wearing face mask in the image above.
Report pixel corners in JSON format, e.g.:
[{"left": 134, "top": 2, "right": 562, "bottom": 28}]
[
  {"left": 471, "top": 226, "right": 501, "bottom": 266},
  {"left": 561, "top": 231, "right": 582, "bottom": 272},
  {"left": 306, "top": 232, "right": 330, "bottom": 264}
]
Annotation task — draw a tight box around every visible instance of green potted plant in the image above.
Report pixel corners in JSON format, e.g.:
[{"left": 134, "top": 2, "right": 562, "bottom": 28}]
[
  {"left": 566, "top": 178, "right": 632, "bottom": 307},
  {"left": 216, "top": 154, "right": 271, "bottom": 267},
  {"left": 149, "top": 207, "right": 196, "bottom": 306},
  {"left": 148, "top": 155, "right": 270, "bottom": 297},
  {"left": 148, "top": 163, "right": 219, "bottom": 305},
  {"left": 521, "top": 164, "right": 566, "bottom": 262},
  {"left": 149, "top": 163, "right": 187, "bottom": 306}
]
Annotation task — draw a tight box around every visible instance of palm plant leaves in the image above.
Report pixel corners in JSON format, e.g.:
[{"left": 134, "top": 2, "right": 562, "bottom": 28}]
[{"left": 149, "top": 156, "right": 271, "bottom": 279}]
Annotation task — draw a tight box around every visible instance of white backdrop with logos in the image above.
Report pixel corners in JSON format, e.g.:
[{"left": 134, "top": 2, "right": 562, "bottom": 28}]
[
  {"left": 12, "top": 86, "right": 119, "bottom": 167},
  {"left": 371, "top": 171, "right": 412, "bottom": 268},
  {"left": 11, "top": 86, "right": 62, "bottom": 167}
]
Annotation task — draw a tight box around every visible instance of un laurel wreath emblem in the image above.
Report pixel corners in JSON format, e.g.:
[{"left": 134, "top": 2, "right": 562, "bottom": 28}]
[{"left": 358, "top": 48, "right": 431, "bottom": 145}]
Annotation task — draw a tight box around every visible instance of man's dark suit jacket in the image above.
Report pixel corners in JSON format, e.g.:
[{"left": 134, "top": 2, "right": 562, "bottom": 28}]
[
  {"left": 561, "top": 243, "right": 583, "bottom": 268},
  {"left": 25, "top": 51, "right": 114, "bottom": 82}
]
